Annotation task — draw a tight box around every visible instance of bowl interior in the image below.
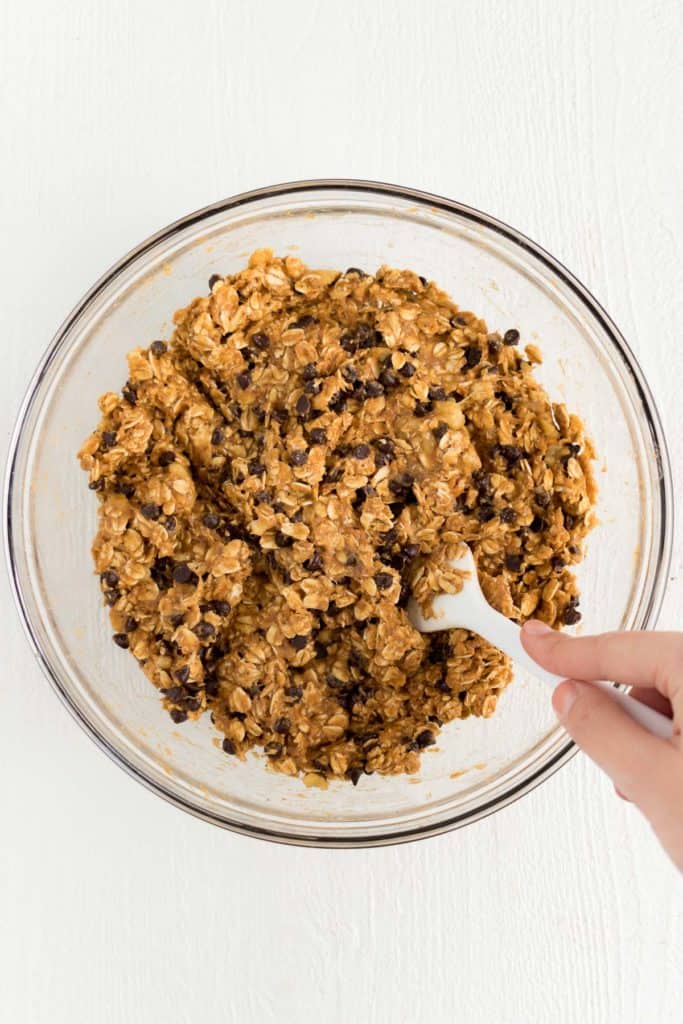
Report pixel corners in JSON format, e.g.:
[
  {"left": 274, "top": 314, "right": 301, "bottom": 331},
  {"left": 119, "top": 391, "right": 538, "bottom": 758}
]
[{"left": 7, "top": 184, "right": 669, "bottom": 844}]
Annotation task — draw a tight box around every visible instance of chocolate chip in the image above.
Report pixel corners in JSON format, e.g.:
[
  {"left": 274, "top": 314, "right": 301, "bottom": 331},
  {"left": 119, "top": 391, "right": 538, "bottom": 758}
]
[
  {"left": 290, "top": 450, "right": 308, "bottom": 467},
  {"left": 414, "top": 399, "right": 433, "bottom": 417},
  {"left": 285, "top": 685, "right": 303, "bottom": 701},
  {"left": 399, "top": 362, "right": 415, "bottom": 378},
  {"left": 345, "top": 267, "right": 366, "bottom": 276},
  {"left": 495, "top": 389, "right": 514, "bottom": 411},
  {"left": 88, "top": 479, "right": 104, "bottom": 491},
  {"left": 291, "top": 635, "right": 308, "bottom": 651},
  {"left": 150, "top": 340, "right": 167, "bottom": 356},
  {"left": 304, "top": 550, "right": 323, "bottom": 572},
  {"left": 530, "top": 515, "right": 546, "bottom": 533},
  {"left": 169, "top": 613, "right": 185, "bottom": 627},
  {"left": 404, "top": 543, "right": 420, "bottom": 559},
  {"left": 296, "top": 395, "right": 311, "bottom": 417},
  {"left": 101, "top": 569, "right": 119, "bottom": 588},
  {"left": 563, "top": 512, "right": 576, "bottom": 530},
  {"left": 236, "top": 372, "right": 251, "bottom": 389},
  {"left": 209, "top": 427, "right": 223, "bottom": 446},
  {"left": 328, "top": 391, "right": 348, "bottom": 413},
  {"left": 535, "top": 489, "right": 551, "bottom": 508},
  {"left": 374, "top": 437, "right": 395, "bottom": 456},
  {"left": 112, "top": 633, "right": 129, "bottom": 649},
  {"left": 203, "top": 513, "right": 219, "bottom": 528},
  {"left": 172, "top": 563, "right": 194, "bottom": 584},
  {"left": 308, "top": 427, "right": 327, "bottom": 445},
  {"left": 300, "top": 363, "right": 318, "bottom": 383},
  {"left": 432, "top": 422, "right": 448, "bottom": 441},
  {"left": 342, "top": 365, "right": 359, "bottom": 384},
  {"left": 450, "top": 315, "right": 468, "bottom": 327},
  {"left": 551, "top": 555, "right": 566, "bottom": 571},
  {"left": 389, "top": 472, "right": 414, "bottom": 496},
  {"left": 249, "top": 461, "right": 265, "bottom": 476},
  {"left": 141, "top": 503, "right": 161, "bottom": 520},
  {"left": 272, "top": 407, "right": 287, "bottom": 425},
  {"left": 251, "top": 331, "right": 270, "bottom": 351},
  {"left": 464, "top": 346, "right": 482, "bottom": 368},
  {"left": 170, "top": 708, "right": 188, "bottom": 724},
  {"left": 562, "top": 605, "right": 582, "bottom": 626},
  {"left": 175, "top": 665, "right": 190, "bottom": 684},
  {"left": 212, "top": 600, "right": 231, "bottom": 616},
  {"left": 477, "top": 506, "right": 496, "bottom": 523},
  {"left": 117, "top": 482, "right": 135, "bottom": 499},
  {"left": 379, "top": 368, "right": 399, "bottom": 388},
  {"left": 101, "top": 430, "right": 116, "bottom": 449},
  {"left": 274, "top": 716, "right": 291, "bottom": 734},
  {"left": 499, "top": 507, "right": 517, "bottom": 524},
  {"left": 416, "top": 729, "right": 435, "bottom": 748},
  {"left": 208, "top": 274, "right": 222, "bottom": 289},
  {"left": 348, "top": 767, "right": 363, "bottom": 786},
  {"left": 124, "top": 616, "right": 138, "bottom": 632},
  {"left": 504, "top": 329, "right": 520, "bottom": 346},
  {"left": 353, "top": 444, "right": 370, "bottom": 460},
  {"left": 435, "top": 678, "right": 452, "bottom": 694},
  {"left": 275, "top": 529, "right": 293, "bottom": 548},
  {"left": 488, "top": 337, "right": 502, "bottom": 356},
  {"left": 374, "top": 572, "right": 394, "bottom": 591},
  {"left": 428, "top": 386, "right": 446, "bottom": 401},
  {"left": 290, "top": 314, "right": 317, "bottom": 329},
  {"left": 505, "top": 554, "right": 523, "bottom": 572},
  {"left": 122, "top": 382, "right": 137, "bottom": 405},
  {"left": 158, "top": 450, "right": 176, "bottom": 467},
  {"left": 195, "top": 621, "right": 215, "bottom": 639},
  {"left": 496, "top": 444, "right": 525, "bottom": 467}
]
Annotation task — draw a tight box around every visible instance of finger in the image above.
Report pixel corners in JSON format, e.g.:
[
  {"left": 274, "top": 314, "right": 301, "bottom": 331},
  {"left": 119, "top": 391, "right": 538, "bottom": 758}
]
[
  {"left": 553, "top": 680, "right": 680, "bottom": 821},
  {"left": 522, "top": 622, "right": 683, "bottom": 709},
  {"left": 628, "top": 686, "right": 673, "bottom": 718}
]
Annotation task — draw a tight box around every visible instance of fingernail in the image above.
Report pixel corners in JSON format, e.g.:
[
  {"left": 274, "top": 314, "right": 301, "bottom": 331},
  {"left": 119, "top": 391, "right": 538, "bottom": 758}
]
[
  {"left": 553, "top": 680, "right": 578, "bottom": 718},
  {"left": 523, "top": 619, "right": 553, "bottom": 637}
]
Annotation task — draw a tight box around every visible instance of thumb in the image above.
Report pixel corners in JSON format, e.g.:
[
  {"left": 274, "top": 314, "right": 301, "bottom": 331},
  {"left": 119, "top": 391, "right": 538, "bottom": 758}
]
[{"left": 552, "top": 680, "right": 679, "bottom": 823}]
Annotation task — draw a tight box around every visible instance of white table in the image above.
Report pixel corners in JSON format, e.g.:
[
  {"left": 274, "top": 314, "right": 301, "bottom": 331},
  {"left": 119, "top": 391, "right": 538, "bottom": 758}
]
[{"left": 2, "top": 2, "right": 681, "bottom": 1021}]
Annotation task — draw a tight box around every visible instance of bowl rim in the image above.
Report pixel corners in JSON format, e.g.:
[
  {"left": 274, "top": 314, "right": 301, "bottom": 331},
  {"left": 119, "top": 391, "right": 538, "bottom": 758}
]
[{"left": 3, "top": 177, "right": 674, "bottom": 848}]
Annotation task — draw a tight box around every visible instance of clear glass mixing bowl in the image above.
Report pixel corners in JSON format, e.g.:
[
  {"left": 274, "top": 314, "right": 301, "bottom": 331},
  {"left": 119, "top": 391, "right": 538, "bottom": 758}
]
[{"left": 4, "top": 180, "right": 673, "bottom": 847}]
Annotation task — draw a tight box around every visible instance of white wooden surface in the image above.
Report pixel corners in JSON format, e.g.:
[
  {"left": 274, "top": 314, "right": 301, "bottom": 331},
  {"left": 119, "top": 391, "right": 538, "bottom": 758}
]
[{"left": 1, "top": 1, "right": 682, "bottom": 1021}]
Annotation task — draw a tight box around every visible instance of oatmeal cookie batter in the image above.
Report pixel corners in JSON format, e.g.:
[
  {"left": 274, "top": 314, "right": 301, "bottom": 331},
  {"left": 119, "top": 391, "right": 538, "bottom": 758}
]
[{"left": 79, "top": 250, "right": 596, "bottom": 786}]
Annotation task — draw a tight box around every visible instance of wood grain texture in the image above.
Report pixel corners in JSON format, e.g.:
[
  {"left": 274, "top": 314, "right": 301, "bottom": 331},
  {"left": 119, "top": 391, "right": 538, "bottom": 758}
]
[{"left": 1, "top": 0, "right": 681, "bottom": 1021}]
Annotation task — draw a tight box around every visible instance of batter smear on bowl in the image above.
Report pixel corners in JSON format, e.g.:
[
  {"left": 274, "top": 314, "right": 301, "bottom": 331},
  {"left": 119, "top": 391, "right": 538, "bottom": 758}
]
[{"left": 78, "top": 249, "right": 597, "bottom": 787}]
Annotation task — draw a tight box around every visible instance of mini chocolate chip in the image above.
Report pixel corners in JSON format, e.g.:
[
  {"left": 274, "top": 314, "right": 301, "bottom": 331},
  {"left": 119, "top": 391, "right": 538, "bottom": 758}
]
[
  {"left": 551, "top": 555, "right": 566, "bottom": 571},
  {"left": 342, "top": 365, "right": 359, "bottom": 383},
  {"left": 249, "top": 462, "right": 265, "bottom": 476},
  {"left": 272, "top": 407, "right": 287, "bottom": 424},
  {"left": 290, "top": 314, "right": 317, "bottom": 329},
  {"left": 314, "top": 640, "right": 327, "bottom": 660},
  {"left": 496, "top": 444, "right": 525, "bottom": 467},
  {"left": 530, "top": 515, "right": 546, "bottom": 533},
  {"left": 375, "top": 437, "right": 395, "bottom": 456},
  {"left": 563, "top": 512, "right": 576, "bottom": 530},
  {"left": 175, "top": 665, "right": 190, "bottom": 684},
  {"left": 141, "top": 503, "right": 161, "bottom": 520},
  {"left": 254, "top": 490, "right": 270, "bottom": 504},
  {"left": 252, "top": 332, "right": 270, "bottom": 350},
  {"left": 290, "top": 450, "right": 308, "bottom": 467},
  {"left": 150, "top": 340, "right": 167, "bottom": 356},
  {"left": 296, "top": 395, "right": 311, "bottom": 416},
  {"left": 212, "top": 600, "right": 231, "bottom": 616},
  {"left": 379, "top": 368, "right": 399, "bottom": 388},
  {"left": 328, "top": 391, "right": 348, "bottom": 413},
  {"left": 172, "top": 563, "right": 193, "bottom": 584},
  {"left": 291, "top": 635, "right": 308, "bottom": 651},
  {"left": 158, "top": 450, "right": 176, "bottom": 467},
  {"left": 208, "top": 274, "right": 222, "bottom": 289},
  {"left": 398, "top": 362, "right": 415, "bottom": 378},
  {"left": 504, "top": 329, "right": 520, "bottom": 346},
  {"left": 304, "top": 550, "right": 323, "bottom": 572},
  {"left": 170, "top": 708, "right": 188, "bottom": 724},
  {"left": 562, "top": 605, "right": 582, "bottom": 626},
  {"left": 428, "top": 386, "right": 446, "bottom": 401},
  {"left": 163, "top": 516, "right": 176, "bottom": 533},
  {"left": 211, "top": 427, "right": 224, "bottom": 445},
  {"left": 203, "top": 513, "right": 220, "bottom": 528},
  {"left": 118, "top": 482, "right": 135, "bottom": 499},
  {"left": 505, "top": 554, "right": 523, "bottom": 572},
  {"left": 219, "top": 737, "right": 236, "bottom": 756},
  {"left": 301, "top": 363, "right": 317, "bottom": 381},
  {"left": 535, "top": 489, "right": 551, "bottom": 508},
  {"left": 348, "top": 767, "right": 363, "bottom": 786},
  {"left": 450, "top": 315, "right": 468, "bottom": 327},
  {"left": 101, "top": 569, "right": 119, "bottom": 588},
  {"left": 488, "top": 337, "right": 502, "bottom": 356},
  {"left": 353, "top": 443, "right": 370, "bottom": 460},
  {"left": 101, "top": 430, "right": 116, "bottom": 449},
  {"left": 88, "top": 479, "right": 104, "bottom": 491},
  {"left": 124, "top": 616, "right": 138, "bottom": 632},
  {"left": 285, "top": 685, "right": 304, "bottom": 701},
  {"left": 432, "top": 422, "right": 448, "bottom": 441},
  {"left": 345, "top": 267, "right": 366, "bottom": 276},
  {"left": 464, "top": 346, "right": 482, "bottom": 368},
  {"left": 374, "top": 572, "right": 394, "bottom": 590},
  {"left": 414, "top": 399, "right": 433, "bottom": 417},
  {"left": 308, "top": 427, "right": 327, "bottom": 445},
  {"left": 360, "top": 380, "right": 382, "bottom": 400},
  {"left": 404, "top": 543, "right": 420, "bottom": 559},
  {"left": 112, "top": 633, "right": 129, "bottom": 649},
  {"left": 275, "top": 529, "right": 293, "bottom": 548},
  {"left": 236, "top": 372, "right": 251, "bottom": 389},
  {"left": 416, "top": 729, "right": 435, "bottom": 748},
  {"left": 122, "top": 382, "right": 137, "bottom": 405},
  {"left": 274, "top": 716, "right": 291, "bottom": 734},
  {"left": 169, "top": 613, "right": 185, "bottom": 627},
  {"left": 477, "top": 506, "right": 496, "bottom": 523},
  {"left": 499, "top": 507, "right": 517, "bottom": 524},
  {"left": 495, "top": 389, "right": 514, "bottom": 411},
  {"left": 435, "top": 678, "right": 452, "bottom": 694},
  {"left": 195, "top": 621, "right": 215, "bottom": 639}
]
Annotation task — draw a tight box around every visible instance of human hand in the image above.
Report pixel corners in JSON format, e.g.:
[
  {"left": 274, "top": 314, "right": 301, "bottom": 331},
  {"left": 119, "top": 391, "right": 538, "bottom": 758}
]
[{"left": 521, "top": 621, "right": 683, "bottom": 871}]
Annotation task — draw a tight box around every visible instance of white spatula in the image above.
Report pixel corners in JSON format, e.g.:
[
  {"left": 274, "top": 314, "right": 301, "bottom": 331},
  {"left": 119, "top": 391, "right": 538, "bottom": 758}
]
[{"left": 407, "top": 545, "right": 674, "bottom": 739}]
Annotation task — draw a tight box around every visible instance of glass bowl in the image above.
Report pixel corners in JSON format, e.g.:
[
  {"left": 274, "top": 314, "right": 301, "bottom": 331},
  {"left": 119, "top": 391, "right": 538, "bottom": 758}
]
[{"left": 4, "top": 180, "right": 673, "bottom": 847}]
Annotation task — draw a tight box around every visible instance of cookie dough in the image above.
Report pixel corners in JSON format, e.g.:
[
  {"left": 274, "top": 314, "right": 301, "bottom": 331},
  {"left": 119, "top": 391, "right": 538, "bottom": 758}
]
[{"left": 78, "top": 249, "right": 596, "bottom": 786}]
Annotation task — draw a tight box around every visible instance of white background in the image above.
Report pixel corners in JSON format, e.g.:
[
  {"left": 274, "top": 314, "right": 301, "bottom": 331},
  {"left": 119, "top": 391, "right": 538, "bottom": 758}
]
[{"left": 1, "top": 1, "right": 682, "bottom": 1021}]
